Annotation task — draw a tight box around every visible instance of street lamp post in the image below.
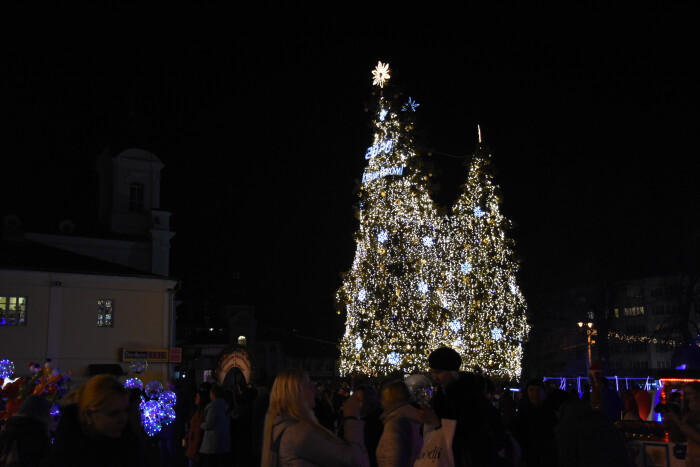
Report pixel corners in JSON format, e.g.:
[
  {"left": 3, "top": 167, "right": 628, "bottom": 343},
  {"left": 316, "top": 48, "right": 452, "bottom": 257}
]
[{"left": 578, "top": 321, "right": 596, "bottom": 374}]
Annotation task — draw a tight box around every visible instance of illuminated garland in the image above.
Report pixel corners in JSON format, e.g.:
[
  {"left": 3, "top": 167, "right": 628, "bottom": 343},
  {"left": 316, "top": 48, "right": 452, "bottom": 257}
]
[
  {"left": 607, "top": 332, "right": 685, "bottom": 346},
  {"left": 336, "top": 63, "right": 529, "bottom": 379}
]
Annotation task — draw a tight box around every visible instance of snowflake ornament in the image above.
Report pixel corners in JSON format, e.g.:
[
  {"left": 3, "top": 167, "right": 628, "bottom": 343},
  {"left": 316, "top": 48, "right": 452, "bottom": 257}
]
[
  {"left": 358, "top": 289, "right": 367, "bottom": 301},
  {"left": 402, "top": 97, "right": 420, "bottom": 112},
  {"left": 388, "top": 352, "right": 401, "bottom": 365},
  {"left": 355, "top": 337, "right": 363, "bottom": 351},
  {"left": 474, "top": 206, "right": 485, "bottom": 218},
  {"left": 461, "top": 262, "right": 472, "bottom": 274},
  {"left": 491, "top": 328, "right": 503, "bottom": 341},
  {"left": 379, "top": 109, "right": 388, "bottom": 121},
  {"left": 449, "top": 320, "right": 462, "bottom": 333},
  {"left": 372, "top": 61, "right": 391, "bottom": 88},
  {"left": 378, "top": 230, "right": 388, "bottom": 243},
  {"left": 418, "top": 281, "right": 429, "bottom": 294},
  {"left": 422, "top": 236, "right": 434, "bottom": 247}
]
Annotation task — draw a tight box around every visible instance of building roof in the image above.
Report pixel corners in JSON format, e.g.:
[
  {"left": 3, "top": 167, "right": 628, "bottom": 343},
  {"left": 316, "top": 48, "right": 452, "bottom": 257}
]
[{"left": 0, "top": 237, "right": 172, "bottom": 279}]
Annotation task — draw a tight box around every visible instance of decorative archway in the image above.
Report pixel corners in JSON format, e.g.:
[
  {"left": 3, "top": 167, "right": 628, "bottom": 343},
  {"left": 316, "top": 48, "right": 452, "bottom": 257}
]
[{"left": 217, "top": 344, "right": 255, "bottom": 389}]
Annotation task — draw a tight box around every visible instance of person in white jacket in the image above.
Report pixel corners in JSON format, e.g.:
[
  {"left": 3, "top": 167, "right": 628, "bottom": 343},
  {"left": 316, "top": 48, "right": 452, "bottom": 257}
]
[
  {"left": 261, "top": 368, "right": 369, "bottom": 467},
  {"left": 376, "top": 380, "right": 423, "bottom": 467}
]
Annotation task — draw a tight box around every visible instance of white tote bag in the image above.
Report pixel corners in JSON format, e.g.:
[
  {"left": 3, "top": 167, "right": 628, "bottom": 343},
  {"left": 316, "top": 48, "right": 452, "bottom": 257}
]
[{"left": 413, "top": 419, "right": 457, "bottom": 467}]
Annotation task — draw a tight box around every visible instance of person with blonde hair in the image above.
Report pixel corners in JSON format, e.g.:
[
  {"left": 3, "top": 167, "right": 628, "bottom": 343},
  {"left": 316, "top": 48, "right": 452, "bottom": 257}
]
[
  {"left": 44, "top": 374, "right": 145, "bottom": 467},
  {"left": 261, "top": 368, "right": 369, "bottom": 466}
]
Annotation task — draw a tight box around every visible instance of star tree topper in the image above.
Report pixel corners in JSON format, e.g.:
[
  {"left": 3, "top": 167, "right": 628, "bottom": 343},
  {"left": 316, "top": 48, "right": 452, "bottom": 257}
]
[{"left": 372, "top": 61, "right": 390, "bottom": 88}]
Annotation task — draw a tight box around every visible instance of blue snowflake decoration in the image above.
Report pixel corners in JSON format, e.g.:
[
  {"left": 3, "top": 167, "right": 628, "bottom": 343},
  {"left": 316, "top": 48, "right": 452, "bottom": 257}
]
[
  {"left": 358, "top": 289, "right": 367, "bottom": 302},
  {"left": 422, "top": 236, "right": 434, "bottom": 247},
  {"left": 453, "top": 337, "right": 463, "bottom": 347},
  {"left": 474, "top": 206, "right": 485, "bottom": 218},
  {"left": 510, "top": 283, "right": 518, "bottom": 295},
  {"left": 402, "top": 97, "right": 420, "bottom": 112},
  {"left": 379, "top": 109, "right": 388, "bottom": 121},
  {"left": 461, "top": 262, "right": 472, "bottom": 274},
  {"left": 387, "top": 352, "right": 401, "bottom": 365},
  {"left": 377, "top": 230, "right": 388, "bottom": 243},
  {"left": 449, "top": 320, "right": 462, "bottom": 333},
  {"left": 418, "top": 281, "right": 429, "bottom": 294},
  {"left": 355, "top": 337, "right": 363, "bottom": 351},
  {"left": 441, "top": 297, "right": 449, "bottom": 309},
  {"left": 491, "top": 328, "right": 503, "bottom": 341},
  {"left": 0, "top": 359, "right": 15, "bottom": 379}
]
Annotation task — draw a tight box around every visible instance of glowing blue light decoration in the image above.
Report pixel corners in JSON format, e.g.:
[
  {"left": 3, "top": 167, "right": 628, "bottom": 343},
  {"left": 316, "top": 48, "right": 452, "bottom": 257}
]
[
  {"left": 422, "top": 236, "right": 434, "bottom": 247},
  {"left": 491, "top": 328, "right": 503, "bottom": 341},
  {"left": 474, "top": 206, "right": 485, "bottom": 218},
  {"left": 378, "top": 231, "right": 388, "bottom": 243},
  {"left": 418, "top": 281, "right": 429, "bottom": 294},
  {"left": 141, "top": 399, "right": 162, "bottom": 436},
  {"left": 145, "top": 380, "right": 163, "bottom": 399},
  {"left": 358, "top": 289, "right": 367, "bottom": 301},
  {"left": 510, "top": 283, "right": 518, "bottom": 295},
  {"left": 388, "top": 352, "right": 401, "bottom": 365},
  {"left": 402, "top": 97, "right": 420, "bottom": 112},
  {"left": 159, "top": 390, "right": 177, "bottom": 407},
  {"left": 0, "top": 359, "right": 15, "bottom": 379},
  {"left": 449, "top": 320, "right": 462, "bottom": 333},
  {"left": 355, "top": 337, "right": 363, "bottom": 351},
  {"left": 125, "top": 378, "right": 144, "bottom": 391},
  {"left": 461, "top": 262, "right": 472, "bottom": 274},
  {"left": 454, "top": 337, "right": 463, "bottom": 347},
  {"left": 379, "top": 109, "right": 388, "bottom": 121},
  {"left": 441, "top": 297, "right": 449, "bottom": 309},
  {"left": 138, "top": 386, "right": 177, "bottom": 437},
  {"left": 365, "top": 139, "right": 394, "bottom": 159}
]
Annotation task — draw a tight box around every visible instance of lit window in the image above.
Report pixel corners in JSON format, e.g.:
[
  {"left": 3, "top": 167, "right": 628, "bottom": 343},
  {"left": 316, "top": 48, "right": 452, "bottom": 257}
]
[
  {"left": 98, "top": 299, "right": 114, "bottom": 327},
  {"left": 238, "top": 335, "right": 247, "bottom": 346},
  {"left": 0, "top": 296, "right": 27, "bottom": 326},
  {"left": 129, "top": 183, "right": 144, "bottom": 213}
]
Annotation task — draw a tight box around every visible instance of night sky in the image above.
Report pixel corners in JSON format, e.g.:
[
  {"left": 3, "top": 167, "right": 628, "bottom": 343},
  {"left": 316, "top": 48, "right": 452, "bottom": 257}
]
[{"left": 3, "top": 6, "right": 698, "bottom": 339}]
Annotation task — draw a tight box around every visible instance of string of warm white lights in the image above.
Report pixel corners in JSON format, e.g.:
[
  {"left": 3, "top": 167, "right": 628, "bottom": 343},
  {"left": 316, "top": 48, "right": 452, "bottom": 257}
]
[
  {"left": 607, "top": 332, "right": 684, "bottom": 346},
  {"left": 336, "top": 62, "right": 529, "bottom": 380}
]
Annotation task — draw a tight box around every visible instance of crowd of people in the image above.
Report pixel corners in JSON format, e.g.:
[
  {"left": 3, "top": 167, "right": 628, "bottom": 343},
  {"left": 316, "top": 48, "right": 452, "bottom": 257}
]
[{"left": 5, "top": 347, "right": 700, "bottom": 466}]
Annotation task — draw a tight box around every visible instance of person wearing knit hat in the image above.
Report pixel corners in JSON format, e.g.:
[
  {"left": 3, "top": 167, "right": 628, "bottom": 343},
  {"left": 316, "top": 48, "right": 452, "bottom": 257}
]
[
  {"left": 427, "top": 347, "right": 507, "bottom": 467},
  {"left": 427, "top": 347, "right": 462, "bottom": 388}
]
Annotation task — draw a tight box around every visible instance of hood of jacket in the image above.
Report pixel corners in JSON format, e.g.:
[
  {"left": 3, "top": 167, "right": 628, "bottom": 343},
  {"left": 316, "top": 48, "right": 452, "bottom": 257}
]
[
  {"left": 205, "top": 398, "right": 228, "bottom": 412},
  {"left": 380, "top": 401, "right": 419, "bottom": 424}
]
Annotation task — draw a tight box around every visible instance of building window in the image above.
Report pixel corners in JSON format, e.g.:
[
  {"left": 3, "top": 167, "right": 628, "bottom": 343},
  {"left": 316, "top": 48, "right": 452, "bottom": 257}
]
[
  {"left": 623, "top": 306, "right": 645, "bottom": 317},
  {"left": 98, "top": 299, "right": 114, "bottom": 327},
  {"left": 129, "top": 183, "right": 144, "bottom": 213},
  {"left": 238, "top": 335, "right": 247, "bottom": 346},
  {"left": 0, "top": 296, "right": 26, "bottom": 325}
]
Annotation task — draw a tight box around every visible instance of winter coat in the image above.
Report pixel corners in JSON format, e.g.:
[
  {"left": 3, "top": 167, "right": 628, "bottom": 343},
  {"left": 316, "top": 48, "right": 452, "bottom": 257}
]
[
  {"left": 43, "top": 404, "right": 145, "bottom": 467},
  {"left": 432, "top": 372, "right": 506, "bottom": 467},
  {"left": 555, "top": 398, "right": 632, "bottom": 467},
  {"left": 270, "top": 414, "right": 369, "bottom": 466},
  {"left": 0, "top": 414, "right": 51, "bottom": 467},
  {"left": 376, "top": 402, "right": 422, "bottom": 467},
  {"left": 199, "top": 398, "right": 231, "bottom": 454},
  {"left": 185, "top": 410, "right": 204, "bottom": 460}
]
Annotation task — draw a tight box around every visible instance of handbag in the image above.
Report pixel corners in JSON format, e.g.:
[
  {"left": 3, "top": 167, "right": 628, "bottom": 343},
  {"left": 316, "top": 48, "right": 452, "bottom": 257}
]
[{"left": 414, "top": 419, "right": 457, "bottom": 467}]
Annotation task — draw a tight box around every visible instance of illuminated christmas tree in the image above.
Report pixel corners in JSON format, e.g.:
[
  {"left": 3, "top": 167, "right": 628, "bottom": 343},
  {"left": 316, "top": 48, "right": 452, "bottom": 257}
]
[
  {"left": 445, "top": 129, "right": 529, "bottom": 379},
  {"left": 337, "top": 62, "right": 528, "bottom": 379}
]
